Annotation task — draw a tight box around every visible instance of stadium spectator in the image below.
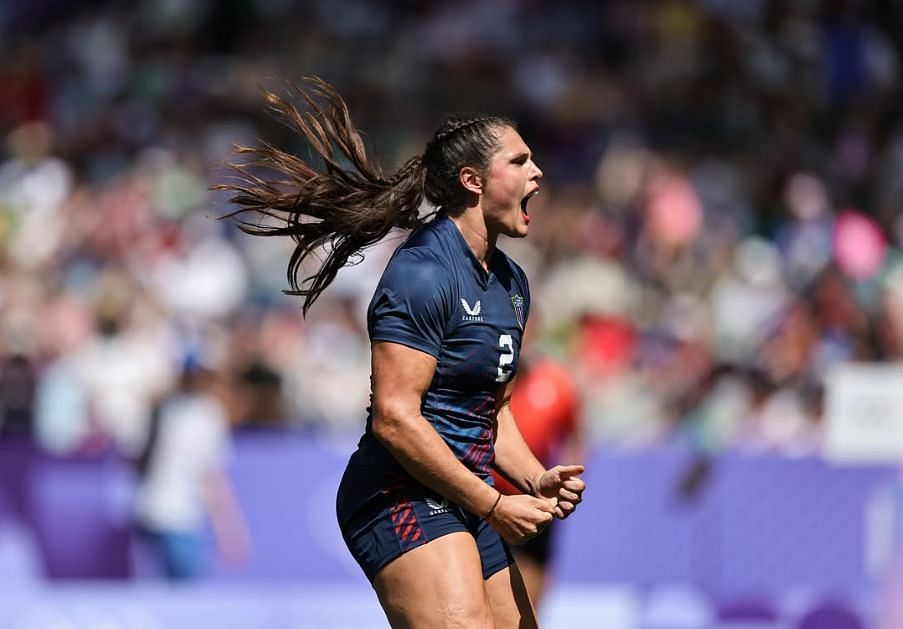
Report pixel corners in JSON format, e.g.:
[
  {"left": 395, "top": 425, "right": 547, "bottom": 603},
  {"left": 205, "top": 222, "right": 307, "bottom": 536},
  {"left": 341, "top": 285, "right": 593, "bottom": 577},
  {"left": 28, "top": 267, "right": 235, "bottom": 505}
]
[{"left": 134, "top": 349, "right": 249, "bottom": 580}]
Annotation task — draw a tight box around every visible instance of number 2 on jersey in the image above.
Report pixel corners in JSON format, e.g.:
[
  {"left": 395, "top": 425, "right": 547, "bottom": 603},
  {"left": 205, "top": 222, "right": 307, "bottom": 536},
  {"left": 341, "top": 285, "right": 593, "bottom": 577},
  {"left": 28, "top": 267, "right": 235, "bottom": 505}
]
[{"left": 496, "top": 334, "right": 514, "bottom": 383}]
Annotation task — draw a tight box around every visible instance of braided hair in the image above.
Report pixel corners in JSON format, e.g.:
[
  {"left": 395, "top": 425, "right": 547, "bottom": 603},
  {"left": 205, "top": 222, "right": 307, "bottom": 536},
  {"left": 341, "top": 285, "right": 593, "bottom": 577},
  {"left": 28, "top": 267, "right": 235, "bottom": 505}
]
[{"left": 215, "top": 76, "right": 513, "bottom": 314}]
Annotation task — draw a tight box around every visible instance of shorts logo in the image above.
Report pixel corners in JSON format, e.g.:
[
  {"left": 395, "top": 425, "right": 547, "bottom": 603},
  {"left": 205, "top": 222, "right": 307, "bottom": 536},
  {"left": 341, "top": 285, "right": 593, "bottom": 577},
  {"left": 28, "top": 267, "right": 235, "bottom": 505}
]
[
  {"left": 461, "top": 298, "right": 483, "bottom": 322},
  {"left": 424, "top": 495, "right": 451, "bottom": 515}
]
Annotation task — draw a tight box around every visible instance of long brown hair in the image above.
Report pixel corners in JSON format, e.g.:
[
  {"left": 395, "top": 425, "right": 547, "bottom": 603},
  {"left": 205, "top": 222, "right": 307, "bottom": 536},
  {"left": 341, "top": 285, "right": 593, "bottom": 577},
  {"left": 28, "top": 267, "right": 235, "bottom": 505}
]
[{"left": 215, "top": 76, "right": 513, "bottom": 314}]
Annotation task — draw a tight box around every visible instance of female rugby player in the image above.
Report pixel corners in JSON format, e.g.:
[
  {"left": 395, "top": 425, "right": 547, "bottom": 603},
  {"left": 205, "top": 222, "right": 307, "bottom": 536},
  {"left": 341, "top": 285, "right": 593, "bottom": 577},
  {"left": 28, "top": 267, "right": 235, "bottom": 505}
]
[{"left": 219, "top": 77, "right": 585, "bottom": 628}]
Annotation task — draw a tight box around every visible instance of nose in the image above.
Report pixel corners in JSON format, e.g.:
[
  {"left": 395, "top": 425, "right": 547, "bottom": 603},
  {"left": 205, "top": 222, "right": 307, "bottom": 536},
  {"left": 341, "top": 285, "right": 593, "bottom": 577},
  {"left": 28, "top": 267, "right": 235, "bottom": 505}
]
[{"left": 531, "top": 161, "right": 543, "bottom": 181}]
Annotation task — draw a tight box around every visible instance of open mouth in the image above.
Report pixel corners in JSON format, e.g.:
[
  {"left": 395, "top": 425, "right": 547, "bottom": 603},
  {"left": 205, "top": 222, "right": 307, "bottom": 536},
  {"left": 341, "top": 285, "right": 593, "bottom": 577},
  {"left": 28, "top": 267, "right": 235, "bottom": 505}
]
[{"left": 521, "top": 189, "right": 539, "bottom": 220}]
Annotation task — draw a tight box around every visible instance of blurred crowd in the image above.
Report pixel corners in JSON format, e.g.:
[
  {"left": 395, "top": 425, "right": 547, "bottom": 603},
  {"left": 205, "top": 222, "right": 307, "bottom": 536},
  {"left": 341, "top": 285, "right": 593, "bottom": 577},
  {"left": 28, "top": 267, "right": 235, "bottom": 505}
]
[{"left": 2, "top": 0, "right": 903, "bottom": 461}]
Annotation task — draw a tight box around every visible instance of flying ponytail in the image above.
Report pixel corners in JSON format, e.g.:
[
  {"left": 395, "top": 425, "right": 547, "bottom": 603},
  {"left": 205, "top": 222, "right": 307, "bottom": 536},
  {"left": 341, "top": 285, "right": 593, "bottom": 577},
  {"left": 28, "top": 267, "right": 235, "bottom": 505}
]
[
  {"left": 215, "top": 76, "right": 512, "bottom": 314},
  {"left": 214, "top": 77, "right": 427, "bottom": 314}
]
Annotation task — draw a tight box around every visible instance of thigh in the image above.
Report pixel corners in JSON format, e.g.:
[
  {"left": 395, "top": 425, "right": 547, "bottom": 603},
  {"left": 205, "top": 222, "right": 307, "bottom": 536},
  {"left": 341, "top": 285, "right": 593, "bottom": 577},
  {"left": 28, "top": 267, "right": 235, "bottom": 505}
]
[
  {"left": 374, "top": 531, "right": 494, "bottom": 629},
  {"left": 484, "top": 561, "right": 538, "bottom": 629},
  {"left": 337, "top": 463, "right": 472, "bottom": 583},
  {"left": 510, "top": 524, "right": 554, "bottom": 607},
  {"left": 472, "top": 512, "right": 514, "bottom": 580}
]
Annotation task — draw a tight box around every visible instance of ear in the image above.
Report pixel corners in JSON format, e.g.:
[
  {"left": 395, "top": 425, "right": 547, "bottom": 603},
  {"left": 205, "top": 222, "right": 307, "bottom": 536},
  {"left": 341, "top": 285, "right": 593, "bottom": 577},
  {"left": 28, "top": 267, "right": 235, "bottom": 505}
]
[{"left": 459, "top": 166, "right": 483, "bottom": 195}]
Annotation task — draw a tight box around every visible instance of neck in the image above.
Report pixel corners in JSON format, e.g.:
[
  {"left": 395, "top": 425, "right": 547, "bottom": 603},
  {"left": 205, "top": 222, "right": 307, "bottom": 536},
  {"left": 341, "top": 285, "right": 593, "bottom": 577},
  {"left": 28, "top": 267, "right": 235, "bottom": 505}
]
[{"left": 450, "top": 208, "right": 496, "bottom": 270}]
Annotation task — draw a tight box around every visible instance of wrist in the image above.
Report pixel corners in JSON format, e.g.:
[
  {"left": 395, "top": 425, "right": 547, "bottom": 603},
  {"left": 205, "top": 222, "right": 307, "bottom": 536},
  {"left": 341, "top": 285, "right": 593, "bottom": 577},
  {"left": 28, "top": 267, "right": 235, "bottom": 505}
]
[
  {"left": 484, "top": 491, "right": 502, "bottom": 520},
  {"left": 527, "top": 471, "right": 545, "bottom": 497}
]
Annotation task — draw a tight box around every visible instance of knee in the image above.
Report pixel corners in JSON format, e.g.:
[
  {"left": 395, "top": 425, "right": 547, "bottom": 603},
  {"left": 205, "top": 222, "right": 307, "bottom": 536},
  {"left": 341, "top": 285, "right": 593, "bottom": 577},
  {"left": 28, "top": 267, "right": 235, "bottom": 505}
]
[{"left": 440, "top": 598, "right": 494, "bottom": 629}]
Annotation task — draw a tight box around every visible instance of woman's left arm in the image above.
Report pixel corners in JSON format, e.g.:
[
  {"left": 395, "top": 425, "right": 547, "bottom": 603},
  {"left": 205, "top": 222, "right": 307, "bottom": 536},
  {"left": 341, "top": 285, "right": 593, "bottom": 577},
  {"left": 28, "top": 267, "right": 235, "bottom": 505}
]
[{"left": 492, "top": 377, "right": 586, "bottom": 520}]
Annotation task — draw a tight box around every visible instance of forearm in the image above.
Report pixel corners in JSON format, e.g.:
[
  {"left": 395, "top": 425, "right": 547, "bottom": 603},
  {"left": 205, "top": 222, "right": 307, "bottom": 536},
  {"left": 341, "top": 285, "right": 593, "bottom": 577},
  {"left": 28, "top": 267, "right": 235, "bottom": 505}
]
[
  {"left": 373, "top": 411, "right": 499, "bottom": 517},
  {"left": 492, "top": 405, "right": 546, "bottom": 496},
  {"left": 202, "top": 472, "right": 249, "bottom": 550}
]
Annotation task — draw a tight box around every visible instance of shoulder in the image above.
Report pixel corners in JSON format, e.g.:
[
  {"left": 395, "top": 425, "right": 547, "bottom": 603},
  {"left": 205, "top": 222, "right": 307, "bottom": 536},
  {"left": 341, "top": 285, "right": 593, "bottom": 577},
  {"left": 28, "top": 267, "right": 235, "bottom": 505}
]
[
  {"left": 534, "top": 360, "right": 576, "bottom": 392},
  {"left": 369, "top": 233, "right": 456, "bottom": 353},
  {"left": 381, "top": 220, "right": 458, "bottom": 287},
  {"left": 381, "top": 245, "right": 453, "bottom": 292},
  {"left": 370, "top": 239, "right": 456, "bottom": 326}
]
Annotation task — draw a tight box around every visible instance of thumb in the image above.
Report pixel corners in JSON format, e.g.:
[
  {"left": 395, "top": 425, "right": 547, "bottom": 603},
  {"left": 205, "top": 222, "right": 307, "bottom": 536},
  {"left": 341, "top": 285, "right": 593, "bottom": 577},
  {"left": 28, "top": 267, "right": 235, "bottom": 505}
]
[{"left": 553, "top": 464, "right": 584, "bottom": 479}]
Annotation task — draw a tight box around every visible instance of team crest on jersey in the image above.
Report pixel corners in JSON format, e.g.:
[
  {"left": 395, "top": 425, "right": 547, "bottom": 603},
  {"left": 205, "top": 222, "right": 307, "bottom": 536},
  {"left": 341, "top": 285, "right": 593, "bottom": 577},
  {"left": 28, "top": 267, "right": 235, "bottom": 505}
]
[
  {"left": 511, "top": 294, "right": 526, "bottom": 330},
  {"left": 461, "top": 298, "right": 483, "bottom": 321}
]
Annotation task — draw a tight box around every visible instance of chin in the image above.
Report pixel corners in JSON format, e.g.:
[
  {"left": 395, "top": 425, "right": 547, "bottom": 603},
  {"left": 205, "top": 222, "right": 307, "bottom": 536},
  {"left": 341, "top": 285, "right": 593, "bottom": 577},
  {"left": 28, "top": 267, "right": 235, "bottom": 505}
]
[{"left": 505, "top": 224, "right": 529, "bottom": 239}]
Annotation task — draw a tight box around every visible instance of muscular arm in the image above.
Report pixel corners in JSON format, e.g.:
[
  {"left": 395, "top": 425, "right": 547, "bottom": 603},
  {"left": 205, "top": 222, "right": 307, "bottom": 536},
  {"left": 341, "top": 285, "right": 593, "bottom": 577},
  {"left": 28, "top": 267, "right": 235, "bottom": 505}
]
[
  {"left": 492, "top": 376, "right": 546, "bottom": 496},
  {"left": 370, "top": 341, "right": 500, "bottom": 518},
  {"left": 371, "top": 341, "right": 555, "bottom": 542},
  {"left": 492, "top": 374, "right": 586, "bottom": 520}
]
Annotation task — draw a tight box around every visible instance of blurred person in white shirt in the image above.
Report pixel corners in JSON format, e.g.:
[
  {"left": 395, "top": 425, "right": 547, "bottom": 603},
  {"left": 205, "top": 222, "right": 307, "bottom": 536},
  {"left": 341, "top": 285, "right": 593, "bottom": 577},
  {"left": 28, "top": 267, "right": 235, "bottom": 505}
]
[{"left": 134, "top": 349, "right": 249, "bottom": 580}]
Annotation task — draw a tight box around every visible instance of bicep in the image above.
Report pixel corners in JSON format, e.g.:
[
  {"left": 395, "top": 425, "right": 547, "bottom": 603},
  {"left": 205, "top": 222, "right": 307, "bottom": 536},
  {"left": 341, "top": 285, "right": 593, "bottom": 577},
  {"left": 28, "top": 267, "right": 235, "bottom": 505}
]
[
  {"left": 371, "top": 341, "right": 438, "bottom": 422},
  {"left": 495, "top": 375, "right": 517, "bottom": 414},
  {"left": 493, "top": 375, "right": 518, "bottom": 437}
]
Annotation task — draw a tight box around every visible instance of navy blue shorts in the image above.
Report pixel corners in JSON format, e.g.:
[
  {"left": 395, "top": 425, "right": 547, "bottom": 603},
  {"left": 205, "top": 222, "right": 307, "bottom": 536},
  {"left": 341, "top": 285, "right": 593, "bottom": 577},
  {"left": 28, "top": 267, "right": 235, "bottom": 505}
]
[{"left": 336, "top": 450, "right": 513, "bottom": 583}]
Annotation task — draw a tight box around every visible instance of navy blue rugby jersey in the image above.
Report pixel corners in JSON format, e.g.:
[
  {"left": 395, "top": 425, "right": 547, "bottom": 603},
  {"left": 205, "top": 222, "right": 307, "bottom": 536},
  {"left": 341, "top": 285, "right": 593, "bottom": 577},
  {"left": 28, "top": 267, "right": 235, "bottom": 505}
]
[{"left": 360, "top": 214, "right": 531, "bottom": 481}]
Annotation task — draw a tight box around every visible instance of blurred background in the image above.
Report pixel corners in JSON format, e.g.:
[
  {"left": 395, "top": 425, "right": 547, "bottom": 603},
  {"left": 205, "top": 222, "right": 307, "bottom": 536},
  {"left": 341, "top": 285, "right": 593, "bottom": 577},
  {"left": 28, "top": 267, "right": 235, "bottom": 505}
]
[{"left": 2, "top": 0, "right": 903, "bottom": 627}]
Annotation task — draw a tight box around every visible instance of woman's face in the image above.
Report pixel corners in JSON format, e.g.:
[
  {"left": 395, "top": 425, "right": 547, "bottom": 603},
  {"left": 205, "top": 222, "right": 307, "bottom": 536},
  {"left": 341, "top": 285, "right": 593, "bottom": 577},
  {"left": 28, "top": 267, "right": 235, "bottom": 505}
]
[{"left": 481, "top": 126, "right": 543, "bottom": 238}]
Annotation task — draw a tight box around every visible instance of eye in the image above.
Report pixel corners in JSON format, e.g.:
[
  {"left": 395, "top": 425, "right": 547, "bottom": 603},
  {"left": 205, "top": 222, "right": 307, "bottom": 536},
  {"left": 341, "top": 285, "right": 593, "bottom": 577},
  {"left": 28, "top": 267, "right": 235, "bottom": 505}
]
[{"left": 512, "top": 155, "right": 528, "bottom": 165}]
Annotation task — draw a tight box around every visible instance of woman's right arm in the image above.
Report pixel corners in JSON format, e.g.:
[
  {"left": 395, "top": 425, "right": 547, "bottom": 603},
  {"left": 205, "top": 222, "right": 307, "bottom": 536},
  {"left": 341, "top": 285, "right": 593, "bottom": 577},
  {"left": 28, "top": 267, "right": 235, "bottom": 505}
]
[{"left": 371, "top": 341, "right": 554, "bottom": 544}]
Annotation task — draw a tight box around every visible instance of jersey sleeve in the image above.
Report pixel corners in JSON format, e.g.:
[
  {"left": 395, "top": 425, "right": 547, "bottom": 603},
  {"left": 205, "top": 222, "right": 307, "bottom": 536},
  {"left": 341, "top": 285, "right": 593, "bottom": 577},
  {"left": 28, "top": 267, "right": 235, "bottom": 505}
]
[{"left": 368, "top": 249, "right": 453, "bottom": 358}]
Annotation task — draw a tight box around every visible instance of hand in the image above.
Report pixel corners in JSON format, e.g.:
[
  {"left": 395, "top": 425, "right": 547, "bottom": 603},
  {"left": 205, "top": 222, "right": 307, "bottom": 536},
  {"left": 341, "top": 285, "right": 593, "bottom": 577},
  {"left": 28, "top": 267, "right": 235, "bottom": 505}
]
[
  {"left": 486, "top": 493, "right": 556, "bottom": 545},
  {"left": 215, "top": 523, "right": 252, "bottom": 568},
  {"left": 535, "top": 464, "right": 585, "bottom": 520}
]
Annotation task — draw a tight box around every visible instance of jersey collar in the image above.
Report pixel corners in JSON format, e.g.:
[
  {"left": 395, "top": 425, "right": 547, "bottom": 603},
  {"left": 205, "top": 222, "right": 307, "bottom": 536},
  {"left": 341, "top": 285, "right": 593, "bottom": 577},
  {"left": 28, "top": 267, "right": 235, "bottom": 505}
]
[{"left": 441, "top": 215, "right": 495, "bottom": 289}]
